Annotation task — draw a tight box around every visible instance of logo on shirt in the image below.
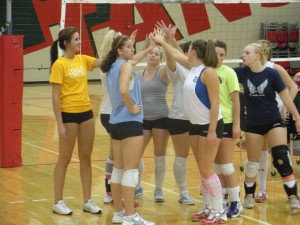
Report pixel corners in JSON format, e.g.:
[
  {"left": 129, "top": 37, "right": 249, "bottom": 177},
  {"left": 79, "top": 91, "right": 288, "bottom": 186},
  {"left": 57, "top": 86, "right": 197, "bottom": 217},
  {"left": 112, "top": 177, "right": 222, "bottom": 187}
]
[
  {"left": 218, "top": 76, "right": 223, "bottom": 84},
  {"left": 193, "top": 76, "right": 199, "bottom": 83},
  {"left": 247, "top": 79, "right": 268, "bottom": 96},
  {"left": 68, "top": 66, "right": 85, "bottom": 78}
]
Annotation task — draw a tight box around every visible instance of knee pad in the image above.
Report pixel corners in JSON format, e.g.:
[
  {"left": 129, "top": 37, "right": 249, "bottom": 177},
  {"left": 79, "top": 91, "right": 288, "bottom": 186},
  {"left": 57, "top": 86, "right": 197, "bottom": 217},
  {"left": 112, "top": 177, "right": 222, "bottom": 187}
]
[
  {"left": 271, "top": 145, "right": 293, "bottom": 178},
  {"left": 220, "top": 163, "right": 235, "bottom": 176},
  {"left": 213, "top": 163, "right": 222, "bottom": 175},
  {"left": 111, "top": 167, "right": 124, "bottom": 184},
  {"left": 245, "top": 161, "right": 259, "bottom": 178},
  {"left": 121, "top": 169, "right": 139, "bottom": 188}
]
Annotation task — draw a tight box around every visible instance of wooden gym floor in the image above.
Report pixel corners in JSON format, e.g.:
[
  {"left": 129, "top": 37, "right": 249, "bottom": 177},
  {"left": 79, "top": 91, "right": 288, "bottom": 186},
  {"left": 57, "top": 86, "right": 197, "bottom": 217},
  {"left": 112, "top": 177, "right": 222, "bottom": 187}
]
[{"left": 0, "top": 82, "right": 300, "bottom": 225}]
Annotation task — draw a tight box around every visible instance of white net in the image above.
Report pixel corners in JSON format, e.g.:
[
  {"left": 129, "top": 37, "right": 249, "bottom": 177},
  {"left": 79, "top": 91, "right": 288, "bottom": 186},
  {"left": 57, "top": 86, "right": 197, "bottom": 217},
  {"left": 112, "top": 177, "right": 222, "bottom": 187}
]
[{"left": 61, "top": 0, "right": 300, "bottom": 73}]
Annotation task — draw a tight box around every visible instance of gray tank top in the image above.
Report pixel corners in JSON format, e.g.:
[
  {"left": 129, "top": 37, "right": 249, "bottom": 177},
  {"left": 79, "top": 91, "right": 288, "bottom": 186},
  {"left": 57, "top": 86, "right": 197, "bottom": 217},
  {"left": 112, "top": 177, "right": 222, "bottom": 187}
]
[{"left": 139, "top": 67, "right": 169, "bottom": 120}]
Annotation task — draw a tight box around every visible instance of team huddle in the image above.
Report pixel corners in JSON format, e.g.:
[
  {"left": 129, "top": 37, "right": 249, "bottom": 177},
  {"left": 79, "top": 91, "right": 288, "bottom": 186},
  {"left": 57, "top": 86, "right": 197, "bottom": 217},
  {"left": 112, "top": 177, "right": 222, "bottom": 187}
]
[{"left": 49, "top": 21, "right": 300, "bottom": 225}]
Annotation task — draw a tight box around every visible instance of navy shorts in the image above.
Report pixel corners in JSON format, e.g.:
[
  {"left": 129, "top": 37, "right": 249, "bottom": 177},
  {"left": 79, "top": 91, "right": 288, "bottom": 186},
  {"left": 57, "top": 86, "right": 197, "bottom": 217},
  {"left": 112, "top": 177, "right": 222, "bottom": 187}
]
[
  {"left": 110, "top": 121, "right": 143, "bottom": 140},
  {"left": 143, "top": 117, "right": 168, "bottom": 130},
  {"left": 167, "top": 118, "right": 191, "bottom": 135},
  {"left": 222, "top": 123, "right": 233, "bottom": 138},
  {"left": 246, "top": 118, "right": 286, "bottom": 135},
  {"left": 189, "top": 119, "right": 224, "bottom": 138},
  {"left": 100, "top": 113, "right": 110, "bottom": 133},
  {"left": 61, "top": 110, "right": 93, "bottom": 124}
]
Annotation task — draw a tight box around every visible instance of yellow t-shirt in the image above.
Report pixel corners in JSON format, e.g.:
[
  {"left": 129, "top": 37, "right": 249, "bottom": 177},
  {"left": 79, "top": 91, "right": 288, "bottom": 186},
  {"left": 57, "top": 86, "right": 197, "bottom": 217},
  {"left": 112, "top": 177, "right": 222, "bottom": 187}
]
[
  {"left": 216, "top": 64, "right": 240, "bottom": 124},
  {"left": 50, "top": 55, "right": 96, "bottom": 113}
]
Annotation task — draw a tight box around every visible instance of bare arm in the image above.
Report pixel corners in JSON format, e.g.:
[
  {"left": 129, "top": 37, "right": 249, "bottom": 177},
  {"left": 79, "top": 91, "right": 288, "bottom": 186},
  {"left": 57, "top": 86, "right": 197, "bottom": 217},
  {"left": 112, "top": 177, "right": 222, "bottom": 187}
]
[
  {"left": 52, "top": 83, "right": 66, "bottom": 138},
  {"left": 119, "top": 62, "right": 142, "bottom": 114},
  {"left": 202, "top": 67, "right": 220, "bottom": 140},
  {"left": 230, "top": 91, "right": 241, "bottom": 139},
  {"left": 279, "top": 89, "right": 300, "bottom": 134},
  {"left": 152, "top": 31, "right": 190, "bottom": 69},
  {"left": 92, "top": 58, "right": 102, "bottom": 68},
  {"left": 274, "top": 63, "right": 298, "bottom": 100}
]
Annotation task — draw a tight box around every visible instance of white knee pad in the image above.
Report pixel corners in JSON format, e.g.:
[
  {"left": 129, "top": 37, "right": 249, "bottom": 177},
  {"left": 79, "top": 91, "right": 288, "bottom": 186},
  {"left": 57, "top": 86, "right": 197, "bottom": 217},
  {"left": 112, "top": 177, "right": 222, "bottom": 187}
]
[
  {"left": 213, "top": 163, "right": 222, "bottom": 175},
  {"left": 245, "top": 161, "right": 260, "bottom": 178},
  {"left": 122, "top": 169, "right": 139, "bottom": 188},
  {"left": 111, "top": 167, "right": 124, "bottom": 184},
  {"left": 220, "top": 163, "right": 235, "bottom": 176}
]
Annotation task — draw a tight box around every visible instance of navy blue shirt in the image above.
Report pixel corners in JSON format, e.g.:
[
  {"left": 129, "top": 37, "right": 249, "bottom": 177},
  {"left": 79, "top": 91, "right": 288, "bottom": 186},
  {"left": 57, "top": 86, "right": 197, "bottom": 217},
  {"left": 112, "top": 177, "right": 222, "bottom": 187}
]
[{"left": 234, "top": 66, "right": 286, "bottom": 126}]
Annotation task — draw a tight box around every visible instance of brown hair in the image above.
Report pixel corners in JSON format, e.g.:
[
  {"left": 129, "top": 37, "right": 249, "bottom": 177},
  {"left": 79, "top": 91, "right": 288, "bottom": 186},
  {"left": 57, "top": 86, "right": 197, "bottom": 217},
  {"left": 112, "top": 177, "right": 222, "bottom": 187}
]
[
  {"left": 190, "top": 39, "right": 218, "bottom": 68},
  {"left": 50, "top": 27, "right": 78, "bottom": 67},
  {"left": 100, "top": 35, "right": 130, "bottom": 73}
]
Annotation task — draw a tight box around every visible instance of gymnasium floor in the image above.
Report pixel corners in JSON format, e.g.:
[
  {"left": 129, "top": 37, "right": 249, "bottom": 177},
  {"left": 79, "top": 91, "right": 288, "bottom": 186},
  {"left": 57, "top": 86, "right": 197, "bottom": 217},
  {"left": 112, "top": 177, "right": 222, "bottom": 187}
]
[{"left": 0, "top": 82, "right": 300, "bottom": 225}]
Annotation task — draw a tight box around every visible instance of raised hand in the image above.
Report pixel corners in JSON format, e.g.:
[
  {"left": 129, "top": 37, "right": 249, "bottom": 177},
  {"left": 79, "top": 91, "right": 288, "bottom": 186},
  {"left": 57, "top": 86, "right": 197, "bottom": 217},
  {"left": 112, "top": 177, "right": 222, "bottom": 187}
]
[
  {"left": 151, "top": 28, "right": 165, "bottom": 45},
  {"left": 130, "top": 29, "right": 138, "bottom": 44}
]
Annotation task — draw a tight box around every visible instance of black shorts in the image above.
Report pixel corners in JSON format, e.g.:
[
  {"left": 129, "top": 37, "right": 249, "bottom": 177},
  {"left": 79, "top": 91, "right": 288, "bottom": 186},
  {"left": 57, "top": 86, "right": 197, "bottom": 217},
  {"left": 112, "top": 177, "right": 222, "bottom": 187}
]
[
  {"left": 100, "top": 114, "right": 110, "bottom": 133},
  {"left": 222, "top": 123, "right": 233, "bottom": 138},
  {"left": 143, "top": 117, "right": 168, "bottom": 130},
  {"left": 189, "top": 119, "right": 224, "bottom": 138},
  {"left": 61, "top": 110, "right": 93, "bottom": 124},
  {"left": 246, "top": 118, "right": 286, "bottom": 135},
  {"left": 110, "top": 121, "right": 143, "bottom": 140},
  {"left": 167, "top": 118, "right": 191, "bottom": 135}
]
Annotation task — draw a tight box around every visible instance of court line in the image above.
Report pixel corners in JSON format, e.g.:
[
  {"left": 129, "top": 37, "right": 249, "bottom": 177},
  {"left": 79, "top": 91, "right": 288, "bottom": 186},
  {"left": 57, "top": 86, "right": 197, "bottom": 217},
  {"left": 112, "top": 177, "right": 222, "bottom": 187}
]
[{"left": 22, "top": 141, "right": 273, "bottom": 224}]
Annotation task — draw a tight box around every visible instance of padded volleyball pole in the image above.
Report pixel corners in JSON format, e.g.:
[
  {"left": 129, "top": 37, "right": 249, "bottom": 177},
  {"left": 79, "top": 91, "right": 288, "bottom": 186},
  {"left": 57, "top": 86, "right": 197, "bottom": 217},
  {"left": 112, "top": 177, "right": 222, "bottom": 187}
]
[{"left": 0, "top": 35, "right": 24, "bottom": 168}]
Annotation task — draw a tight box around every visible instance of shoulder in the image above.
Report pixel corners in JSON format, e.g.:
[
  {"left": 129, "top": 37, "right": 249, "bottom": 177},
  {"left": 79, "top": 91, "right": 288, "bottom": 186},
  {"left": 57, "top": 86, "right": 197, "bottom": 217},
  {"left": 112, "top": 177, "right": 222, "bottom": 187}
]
[{"left": 120, "top": 61, "right": 133, "bottom": 71}]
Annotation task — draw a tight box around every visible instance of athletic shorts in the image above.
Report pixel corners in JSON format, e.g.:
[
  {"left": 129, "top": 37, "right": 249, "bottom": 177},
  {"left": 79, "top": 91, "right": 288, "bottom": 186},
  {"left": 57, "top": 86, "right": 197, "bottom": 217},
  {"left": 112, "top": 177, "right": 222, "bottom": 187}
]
[
  {"left": 100, "top": 113, "right": 110, "bottom": 133},
  {"left": 189, "top": 119, "right": 224, "bottom": 138},
  {"left": 61, "top": 110, "right": 93, "bottom": 124},
  {"left": 143, "top": 117, "right": 168, "bottom": 130},
  {"left": 110, "top": 121, "right": 143, "bottom": 140},
  {"left": 167, "top": 118, "right": 191, "bottom": 135},
  {"left": 246, "top": 118, "right": 286, "bottom": 135},
  {"left": 222, "top": 123, "right": 233, "bottom": 138}
]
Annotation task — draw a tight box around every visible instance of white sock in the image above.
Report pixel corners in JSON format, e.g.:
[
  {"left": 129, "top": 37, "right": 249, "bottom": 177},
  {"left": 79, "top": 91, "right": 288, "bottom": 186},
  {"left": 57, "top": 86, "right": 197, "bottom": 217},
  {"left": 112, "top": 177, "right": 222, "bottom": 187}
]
[
  {"left": 201, "top": 177, "right": 211, "bottom": 209},
  {"left": 136, "top": 158, "right": 144, "bottom": 189},
  {"left": 258, "top": 150, "right": 269, "bottom": 191},
  {"left": 222, "top": 188, "right": 228, "bottom": 206},
  {"left": 173, "top": 156, "right": 187, "bottom": 192},
  {"left": 155, "top": 156, "right": 166, "bottom": 189},
  {"left": 227, "top": 186, "right": 240, "bottom": 202}
]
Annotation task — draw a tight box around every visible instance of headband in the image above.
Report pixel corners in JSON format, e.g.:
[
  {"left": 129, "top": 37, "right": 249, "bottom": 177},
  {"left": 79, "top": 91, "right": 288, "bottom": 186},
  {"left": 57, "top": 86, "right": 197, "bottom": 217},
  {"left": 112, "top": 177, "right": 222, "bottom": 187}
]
[{"left": 114, "top": 36, "right": 125, "bottom": 51}]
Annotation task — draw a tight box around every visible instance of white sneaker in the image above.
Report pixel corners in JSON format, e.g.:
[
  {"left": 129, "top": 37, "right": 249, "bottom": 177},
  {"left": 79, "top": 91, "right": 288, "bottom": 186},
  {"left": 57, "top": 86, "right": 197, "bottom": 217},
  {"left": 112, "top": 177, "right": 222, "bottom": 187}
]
[
  {"left": 122, "top": 213, "right": 155, "bottom": 225},
  {"left": 202, "top": 210, "right": 228, "bottom": 224},
  {"left": 112, "top": 210, "right": 125, "bottom": 224},
  {"left": 154, "top": 189, "right": 164, "bottom": 202},
  {"left": 289, "top": 196, "right": 300, "bottom": 211},
  {"left": 83, "top": 199, "right": 102, "bottom": 214},
  {"left": 52, "top": 200, "right": 72, "bottom": 215},
  {"left": 178, "top": 191, "right": 195, "bottom": 205},
  {"left": 104, "top": 193, "right": 113, "bottom": 204}
]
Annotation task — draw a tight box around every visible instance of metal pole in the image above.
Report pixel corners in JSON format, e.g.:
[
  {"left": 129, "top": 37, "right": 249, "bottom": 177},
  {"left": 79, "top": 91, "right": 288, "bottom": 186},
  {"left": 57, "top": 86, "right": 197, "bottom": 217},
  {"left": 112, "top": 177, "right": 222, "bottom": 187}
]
[{"left": 6, "top": 0, "right": 12, "bottom": 34}]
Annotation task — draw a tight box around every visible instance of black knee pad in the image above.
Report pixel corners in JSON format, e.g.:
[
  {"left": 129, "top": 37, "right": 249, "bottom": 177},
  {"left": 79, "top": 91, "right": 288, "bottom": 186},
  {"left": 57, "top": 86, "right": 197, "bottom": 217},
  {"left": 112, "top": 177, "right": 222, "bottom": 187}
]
[{"left": 271, "top": 145, "right": 293, "bottom": 178}]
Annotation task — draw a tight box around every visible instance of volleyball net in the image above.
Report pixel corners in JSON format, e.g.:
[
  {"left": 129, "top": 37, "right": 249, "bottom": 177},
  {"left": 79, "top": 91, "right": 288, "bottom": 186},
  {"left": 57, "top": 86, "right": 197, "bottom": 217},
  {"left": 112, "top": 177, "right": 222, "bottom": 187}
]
[{"left": 60, "top": 0, "right": 300, "bottom": 73}]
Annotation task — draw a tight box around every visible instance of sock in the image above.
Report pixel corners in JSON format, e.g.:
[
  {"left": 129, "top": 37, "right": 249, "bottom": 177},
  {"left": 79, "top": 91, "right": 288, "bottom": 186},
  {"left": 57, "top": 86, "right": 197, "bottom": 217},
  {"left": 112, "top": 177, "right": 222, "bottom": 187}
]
[
  {"left": 136, "top": 158, "right": 144, "bottom": 189},
  {"left": 258, "top": 150, "right": 269, "bottom": 191},
  {"left": 244, "top": 182, "right": 256, "bottom": 195},
  {"left": 105, "top": 157, "right": 114, "bottom": 194},
  {"left": 155, "top": 156, "right": 166, "bottom": 189},
  {"left": 204, "top": 173, "right": 223, "bottom": 212},
  {"left": 173, "top": 156, "right": 187, "bottom": 192},
  {"left": 284, "top": 182, "right": 298, "bottom": 197},
  {"left": 222, "top": 188, "right": 228, "bottom": 207},
  {"left": 227, "top": 186, "right": 240, "bottom": 202},
  {"left": 201, "top": 176, "right": 211, "bottom": 209}
]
